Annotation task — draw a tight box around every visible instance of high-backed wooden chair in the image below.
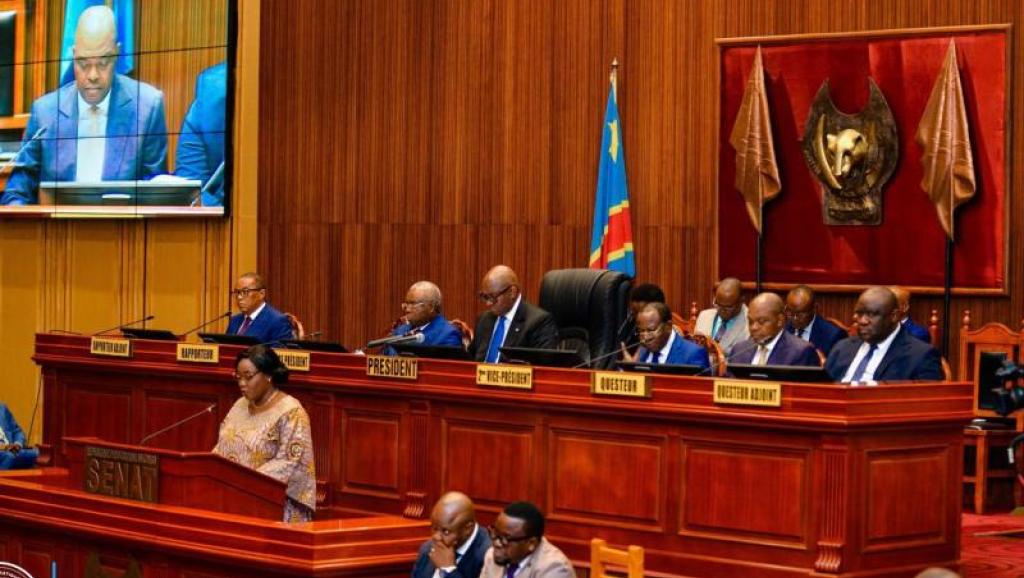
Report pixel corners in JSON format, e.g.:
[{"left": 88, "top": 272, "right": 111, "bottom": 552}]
[
  {"left": 671, "top": 312, "right": 690, "bottom": 336},
  {"left": 827, "top": 316, "right": 855, "bottom": 337},
  {"left": 450, "top": 318, "right": 474, "bottom": 350},
  {"left": 285, "top": 313, "right": 306, "bottom": 339},
  {"left": 687, "top": 334, "right": 725, "bottom": 376},
  {"left": 591, "top": 538, "right": 643, "bottom": 578},
  {"left": 958, "top": 310, "right": 1024, "bottom": 513}
]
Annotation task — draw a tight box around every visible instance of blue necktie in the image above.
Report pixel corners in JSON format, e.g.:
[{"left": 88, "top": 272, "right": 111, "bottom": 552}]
[
  {"left": 849, "top": 343, "right": 878, "bottom": 383},
  {"left": 714, "top": 316, "right": 727, "bottom": 341},
  {"left": 505, "top": 562, "right": 519, "bottom": 578},
  {"left": 485, "top": 316, "right": 507, "bottom": 363},
  {"left": 647, "top": 350, "right": 658, "bottom": 364}
]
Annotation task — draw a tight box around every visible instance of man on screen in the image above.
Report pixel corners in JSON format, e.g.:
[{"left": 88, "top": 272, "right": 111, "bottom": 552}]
[
  {"left": 1, "top": 6, "right": 168, "bottom": 206},
  {"left": 176, "top": 61, "right": 226, "bottom": 207}
]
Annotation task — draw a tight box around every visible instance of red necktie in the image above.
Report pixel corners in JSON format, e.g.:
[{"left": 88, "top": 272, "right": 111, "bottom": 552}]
[{"left": 238, "top": 316, "right": 252, "bottom": 335}]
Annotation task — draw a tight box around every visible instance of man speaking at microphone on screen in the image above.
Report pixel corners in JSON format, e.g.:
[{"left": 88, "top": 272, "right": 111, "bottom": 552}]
[{"left": 1, "top": 5, "right": 168, "bottom": 206}]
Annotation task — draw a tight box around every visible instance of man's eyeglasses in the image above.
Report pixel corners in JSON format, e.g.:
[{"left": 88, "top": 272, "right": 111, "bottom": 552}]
[
  {"left": 478, "top": 285, "right": 514, "bottom": 305},
  {"left": 402, "top": 300, "right": 431, "bottom": 309},
  {"left": 230, "top": 287, "right": 264, "bottom": 298},
  {"left": 713, "top": 300, "right": 740, "bottom": 312},
  {"left": 487, "top": 526, "right": 533, "bottom": 547}
]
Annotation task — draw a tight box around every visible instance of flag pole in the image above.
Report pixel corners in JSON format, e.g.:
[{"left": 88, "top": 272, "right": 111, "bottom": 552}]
[
  {"left": 942, "top": 233, "right": 953, "bottom": 357},
  {"left": 756, "top": 187, "right": 764, "bottom": 293}
]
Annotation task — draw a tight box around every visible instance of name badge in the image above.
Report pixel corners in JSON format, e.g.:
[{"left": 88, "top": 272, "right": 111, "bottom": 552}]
[
  {"left": 90, "top": 337, "right": 132, "bottom": 358},
  {"left": 713, "top": 379, "right": 782, "bottom": 407},
  {"left": 176, "top": 343, "right": 219, "bottom": 364},
  {"left": 366, "top": 355, "right": 418, "bottom": 380},
  {"left": 274, "top": 349, "right": 311, "bottom": 372},
  {"left": 592, "top": 371, "right": 649, "bottom": 398},
  {"left": 476, "top": 364, "right": 533, "bottom": 390}
]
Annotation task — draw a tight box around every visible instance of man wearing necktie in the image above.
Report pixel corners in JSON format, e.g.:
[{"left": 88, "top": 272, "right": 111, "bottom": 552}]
[
  {"left": 225, "top": 272, "right": 295, "bottom": 345},
  {"left": 825, "top": 287, "right": 942, "bottom": 384},
  {"left": 784, "top": 285, "right": 846, "bottom": 356},
  {"left": 479, "top": 502, "right": 575, "bottom": 578},
  {"left": 469, "top": 266, "right": 558, "bottom": 363},
  {"left": 411, "top": 492, "right": 491, "bottom": 578},
  {"left": 727, "top": 292, "right": 819, "bottom": 368},
  {"left": 693, "top": 277, "right": 750, "bottom": 356},
  {"left": 385, "top": 281, "right": 463, "bottom": 355},
  {"left": 620, "top": 303, "right": 709, "bottom": 370}
]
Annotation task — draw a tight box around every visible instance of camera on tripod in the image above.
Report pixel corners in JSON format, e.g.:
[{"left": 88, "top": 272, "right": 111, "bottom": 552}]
[{"left": 991, "top": 359, "right": 1024, "bottom": 417}]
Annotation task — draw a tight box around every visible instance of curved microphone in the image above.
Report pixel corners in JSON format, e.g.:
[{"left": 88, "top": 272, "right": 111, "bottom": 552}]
[
  {"left": 366, "top": 332, "right": 425, "bottom": 349},
  {"left": 572, "top": 341, "right": 642, "bottom": 369},
  {"left": 139, "top": 404, "right": 216, "bottom": 445}
]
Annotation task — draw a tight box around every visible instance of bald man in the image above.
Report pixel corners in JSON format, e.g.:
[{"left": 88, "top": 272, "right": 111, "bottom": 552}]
[
  {"left": 694, "top": 277, "right": 750, "bottom": 356},
  {"left": 469, "top": 266, "right": 558, "bottom": 363},
  {"left": 2, "top": 5, "right": 168, "bottom": 205},
  {"left": 412, "top": 492, "right": 491, "bottom": 578},
  {"left": 889, "top": 286, "right": 931, "bottom": 343},
  {"left": 825, "top": 287, "right": 942, "bottom": 384},
  {"left": 385, "top": 281, "right": 463, "bottom": 354},
  {"left": 784, "top": 285, "right": 846, "bottom": 355},
  {"left": 728, "top": 293, "right": 819, "bottom": 367}
]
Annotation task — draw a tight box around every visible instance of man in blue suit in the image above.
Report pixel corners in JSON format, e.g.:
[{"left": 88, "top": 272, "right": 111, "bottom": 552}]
[
  {"left": 0, "top": 403, "right": 38, "bottom": 470},
  {"left": 730, "top": 293, "right": 820, "bottom": 367},
  {"left": 176, "top": 61, "right": 226, "bottom": 207},
  {"left": 784, "top": 285, "right": 846, "bottom": 355},
  {"left": 826, "top": 287, "right": 942, "bottom": 384},
  {"left": 622, "top": 303, "right": 710, "bottom": 370},
  {"left": 226, "top": 272, "right": 294, "bottom": 345},
  {"left": 1, "top": 6, "right": 167, "bottom": 206},
  {"left": 385, "top": 281, "right": 463, "bottom": 355},
  {"left": 412, "top": 492, "right": 491, "bottom": 578},
  {"left": 890, "top": 286, "right": 931, "bottom": 343}
]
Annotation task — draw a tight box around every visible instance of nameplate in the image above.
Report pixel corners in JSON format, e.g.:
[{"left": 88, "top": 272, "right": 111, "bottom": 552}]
[
  {"left": 366, "top": 355, "right": 418, "bottom": 380},
  {"left": 90, "top": 337, "right": 132, "bottom": 358},
  {"left": 176, "top": 343, "right": 219, "bottom": 364},
  {"left": 713, "top": 379, "right": 782, "bottom": 407},
  {"left": 84, "top": 446, "right": 159, "bottom": 503},
  {"left": 476, "top": 364, "right": 533, "bottom": 390},
  {"left": 274, "top": 349, "right": 311, "bottom": 372},
  {"left": 592, "top": 371, "right": 649, "bottom": 398}
]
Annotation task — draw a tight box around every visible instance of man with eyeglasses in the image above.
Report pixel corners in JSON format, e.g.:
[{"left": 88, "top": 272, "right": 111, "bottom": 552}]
[
  {"left": 469, "top": 266, "right": 558, "bottom": 363},
  {"left": 784, "top": 285, "right": 846, "bottom": 356},
  {"left": 412, "top": 492, "right": 491, "bottom": 578},
  {"left": 385, "top": 281, "right": 462, "bottom": 355},
  {"left": 728, "top": 292, "right": 819, "bottom": 367},
  {"left": 226, "top": 272, "right": 294, "bottom": 345},
  {"left": 2, "top": 5, "right": 168, "bottom": 206},
  {"left": 694, "top": 277, "right": 750, "bottom": 356},
  {"left": 479, "top": 501, "right": 575, "bottom": 578},
  {"left": 825, "top": 286, "right": 941, "bottom": 384},
  {"left": 620, "top": 302, "right": 710, "bottom": 369}
]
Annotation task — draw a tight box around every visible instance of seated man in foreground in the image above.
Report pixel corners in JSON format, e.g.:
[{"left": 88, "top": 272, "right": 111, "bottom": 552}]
[
  {"left": 0, "top": 403, "right": 38, "bottom": 470},
  {"left": 621, "top": 302, "right": 710, "bottom": 370},
  {"left": 825, "top": 287, "right": 942, "bottom": 384},
  {"left": 412, "top": 491, "right": 491, "bottom": 578},
  {"left": 469, "top": 265, "right": 558, "bottom": 363},
  {"left": 480, "top": 501, "right": 576, "bottom": 578},
  {"left": 227, "top": 272, "right": 295, "bottom": 345},
  {"left": 729, "top": 292, "right": 819, "bottom": 367}
]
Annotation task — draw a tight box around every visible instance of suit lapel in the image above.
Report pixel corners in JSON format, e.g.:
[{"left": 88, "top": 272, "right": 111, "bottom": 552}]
[
  {"left": 104, "top": 77, "right": 133, "bottom": 179},
  {"left": 503, "top": 304, "right": 528, "bottom": 348},
  {"left": 872, "top": 331, "right": 906, "bottom": 378},
  {"left": 57, "top": 85, "right": 77, "bottom": 181}
]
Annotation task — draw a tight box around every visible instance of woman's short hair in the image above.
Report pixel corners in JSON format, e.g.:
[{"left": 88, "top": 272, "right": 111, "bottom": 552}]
[{"left": 236, "top": 345, "right": 289, "bottom": 385}]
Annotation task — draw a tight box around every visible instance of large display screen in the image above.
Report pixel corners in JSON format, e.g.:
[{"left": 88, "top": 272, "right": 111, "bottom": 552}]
[{"left": 0, "top": 0, "right": 234, "bottom": 218}]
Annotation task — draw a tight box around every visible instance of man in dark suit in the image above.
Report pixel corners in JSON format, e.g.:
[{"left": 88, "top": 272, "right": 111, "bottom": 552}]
[
  {"left": 890, "top": 286, "right": 931, "bottom": 343},
  {"left": 784, "top": 285, "right": 846, "bottom": 355},
  {"left": 176, "top": 61, "right": 226, "bottom": 207},
  {"left": 616, "top": 283, "right": 666, "bottom": 355},
  {"left": 411, "top": 492, "right": 490, "bottom": 578},
  {"left": 730, "top": 293, "right": 819, "bottom": 367},
  {"left": 385, "top": 281, "right": 463, "bottom": 355},
  {"left": 226, "top": 272, "right": 294, "bottom": 345},
  {"left": 621, "top": 302, "right": 710, "bottom": 369},
  {"left": 826, "top": 287, "right": 942, "bottom": 384},
  {"left": 469, "top": 266, "right": 558, "bottom": 362}
]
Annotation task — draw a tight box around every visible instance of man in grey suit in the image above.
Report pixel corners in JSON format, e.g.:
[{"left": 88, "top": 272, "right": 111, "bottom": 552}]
[
  {"left": 694, "top": 277, "right": 749, "bottom": 356},
  {"left": 479, "top": 502, "right": 575, "bottom": 578}
]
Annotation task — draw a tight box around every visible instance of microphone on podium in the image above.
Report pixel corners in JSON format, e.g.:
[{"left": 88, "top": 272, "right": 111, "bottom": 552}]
[
  {"left": 138, "top": 404, "right": 217, "bottom": 445},
  {"left": 366, "top": 332, "right": 425, "bottom": 349},
  {"left": 572, "top": 341, "right": 641, "bottom": 369},
  {"left": 180, "top": 311, "right": 232, "bottom": 337},
  {"left": 93, "top": 315, "right": 156, "bottom": 336},
  {"left": 0, "top": 126, "right": 46, "bottom": 175}
]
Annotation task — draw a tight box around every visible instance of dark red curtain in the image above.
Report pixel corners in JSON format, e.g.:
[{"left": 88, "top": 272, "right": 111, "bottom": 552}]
[{"left": 718, "top": 31, "right": 1006, "bottom": 290}]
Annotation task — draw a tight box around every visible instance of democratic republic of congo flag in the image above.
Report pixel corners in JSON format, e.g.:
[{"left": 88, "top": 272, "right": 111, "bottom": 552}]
[{"left": 588, "top": 82, "right": 635, "bottom": 277}]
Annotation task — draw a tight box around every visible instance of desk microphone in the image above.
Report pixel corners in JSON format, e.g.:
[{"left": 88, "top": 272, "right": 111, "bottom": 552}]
[
  {"left": 93, "top": 315, "right": 155, "bottom": 336},
  {"left": 0, "top": 127, "right": 46, "bottom": 174},
  {"left": 304, "top": 330, "right": 323, "bottom": 341},
  {"left": 138, "top": 404, "right": 216, "bottom": 445},
  {"left": 180, "top": 311, "right": 232, "bottom": 337},
  {"left": 47, "top": 329, "right": 84, "bottom": 335},
  {"left": 572, "top": 341, "right": 641, "bottom": 369},
  {"left": 366, "top": 333, "right": 425, "bottom": 349}
]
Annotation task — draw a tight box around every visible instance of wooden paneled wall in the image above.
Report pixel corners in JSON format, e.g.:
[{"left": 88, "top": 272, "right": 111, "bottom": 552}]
[
  {"left": 0, "top": 0, "right": 261, "bottom": 439},
  {"left": 260, "top": 0, "right": 1021, "bottom": 370}
]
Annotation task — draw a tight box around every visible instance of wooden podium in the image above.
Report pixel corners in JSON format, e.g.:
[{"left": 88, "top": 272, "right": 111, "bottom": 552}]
[{"left": 9, "top": 333, "right": 977, "bottom": 578}]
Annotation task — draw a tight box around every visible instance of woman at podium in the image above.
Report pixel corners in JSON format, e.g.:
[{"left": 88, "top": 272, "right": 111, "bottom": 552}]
[{"left": 213, "top": 345, "right": 316, "bottom": 522}]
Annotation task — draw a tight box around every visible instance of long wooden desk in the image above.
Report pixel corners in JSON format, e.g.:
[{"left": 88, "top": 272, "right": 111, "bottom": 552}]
[{"left": 24, "top": 333, "right": 974, "bottom": 577}]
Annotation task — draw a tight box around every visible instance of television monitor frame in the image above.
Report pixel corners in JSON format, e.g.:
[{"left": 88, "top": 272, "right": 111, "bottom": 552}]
[
  {"left": 616, "top": 361, "right": 710, "bottom": 376},
  {"left": 393, "top": 343, "right": 470, "bottom": 361},
  {"left": 727, "top": 363, "right": 832, "bottom": 383},
  {"left": 498, "top": 346, "right": 582, "bottom": 368}
]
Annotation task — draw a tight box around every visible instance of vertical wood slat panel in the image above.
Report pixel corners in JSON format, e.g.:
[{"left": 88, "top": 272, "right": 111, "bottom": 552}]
[{"left": 259, "top": 0, "right": 1022, "bottom": 373}]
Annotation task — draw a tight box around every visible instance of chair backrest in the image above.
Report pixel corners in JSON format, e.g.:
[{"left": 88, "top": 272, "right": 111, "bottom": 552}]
[
  {"left": 450, "top": 318, "right": 474, "bottom": 350},
  {"left": 671, "top": 312, "right": 690, "bottom": 336},
  {"left": 826, "top": 316, "right": 855, "bottom": 337},
  {"left": 284, "top": 312, "right": 305, "bottom": 339},
  {"left": 941, "top": 357, "right": 952, "bottom": 381},
  {"left": 539, "top": 269, "right": 632, "bottom": 369},
  {"left": 958, "top": 310, "right": 1024, "bottom": 428},
  {"left": 686, "top": 333, "right": 726, "bottom": 376},
  {"left": 591, "top": 538, "right": 643, "bottom": 578}
]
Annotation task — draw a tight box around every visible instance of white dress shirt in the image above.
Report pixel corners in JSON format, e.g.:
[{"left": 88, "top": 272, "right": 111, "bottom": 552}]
[
  {"left": 490, "top": 295, "right": 521, "bottom": 351},
  {"left": 754, "top": 330, "right": 784, "bottom": 365},
  {"left": 841, "top": 325, "right": 901, "bottom": 385}
]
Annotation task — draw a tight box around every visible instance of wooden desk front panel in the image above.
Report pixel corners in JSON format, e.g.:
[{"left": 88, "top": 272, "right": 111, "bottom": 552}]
[{"left": 34, "top": 334, "right": 971, "bottom": 577}]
